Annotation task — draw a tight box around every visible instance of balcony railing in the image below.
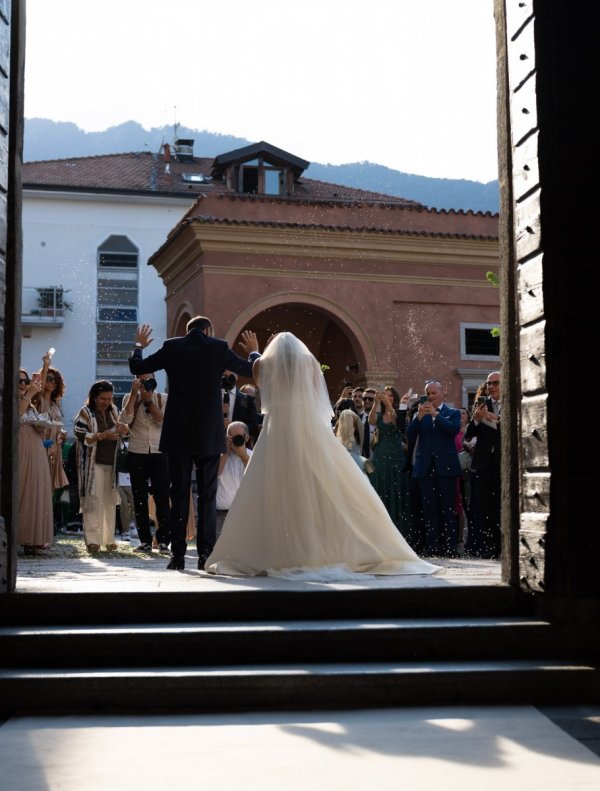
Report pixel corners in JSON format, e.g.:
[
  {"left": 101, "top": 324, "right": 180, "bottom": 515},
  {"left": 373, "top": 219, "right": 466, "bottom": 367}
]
[{"left": 22, "top": 286, "right": 71, "bottom": 327}]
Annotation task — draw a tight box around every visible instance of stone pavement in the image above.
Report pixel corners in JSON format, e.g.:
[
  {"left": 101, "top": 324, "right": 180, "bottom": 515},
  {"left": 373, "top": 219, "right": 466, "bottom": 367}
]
[
  {"left": 15, "top": 533, "right": 503, "bottom": 593},
  {"left": 0, "top": 705, "right": 599, "bottom": 790},
  {"left": 8, "top": 537, "right": 600, "bottom": 787}
]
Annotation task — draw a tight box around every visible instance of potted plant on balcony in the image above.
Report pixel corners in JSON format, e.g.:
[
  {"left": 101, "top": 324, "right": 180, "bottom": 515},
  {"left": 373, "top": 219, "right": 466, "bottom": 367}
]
[{"left": 36, "top": 287, "right": 73, "bottom": 316}]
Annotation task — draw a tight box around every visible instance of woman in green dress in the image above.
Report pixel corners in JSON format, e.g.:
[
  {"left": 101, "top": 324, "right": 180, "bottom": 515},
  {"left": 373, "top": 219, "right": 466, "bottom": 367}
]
[{"left": 367, "top": 387, "right": 412, "bottom": 536}]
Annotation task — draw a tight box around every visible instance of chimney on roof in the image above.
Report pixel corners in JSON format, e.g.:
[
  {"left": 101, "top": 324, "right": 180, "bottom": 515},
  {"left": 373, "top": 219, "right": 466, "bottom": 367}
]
[
  {"left": 174, "top": 138, "right": 194, "bottom": 163},
  {"left": 163, "top": 143, "right": 171, "bottom": 162}
]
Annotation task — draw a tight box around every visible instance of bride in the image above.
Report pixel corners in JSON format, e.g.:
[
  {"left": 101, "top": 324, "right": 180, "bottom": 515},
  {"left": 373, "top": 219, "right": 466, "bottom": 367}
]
[{"left": 204, "top": 332, "right": 440, "bottom": 578}]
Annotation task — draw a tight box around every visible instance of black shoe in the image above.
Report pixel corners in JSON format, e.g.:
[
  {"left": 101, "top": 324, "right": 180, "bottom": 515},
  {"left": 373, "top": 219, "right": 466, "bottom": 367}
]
[
  {"left": 197, "top": 552, "right": 211, "bottom": 571},
  {"left": 167, "top": 556, "right": 185, "bottom": 570}
]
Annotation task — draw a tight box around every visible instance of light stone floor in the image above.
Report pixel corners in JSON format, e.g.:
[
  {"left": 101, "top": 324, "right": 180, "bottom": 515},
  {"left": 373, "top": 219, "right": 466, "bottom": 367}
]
[
  {"left": 0, "top": 706, "right": 599, "bottom": 790},
  {"left": 15, "top": 538, "right": 503, "bottom": 593},
  {"left": 8, "top": 542, "right": 600, "bottom": 789}
]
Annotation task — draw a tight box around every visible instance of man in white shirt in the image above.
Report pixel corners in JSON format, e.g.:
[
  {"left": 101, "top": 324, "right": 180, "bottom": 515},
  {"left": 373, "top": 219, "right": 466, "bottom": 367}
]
[
  {"left": 119, "top": 373, "right": 170, "bottom": 554},
  {"left": 215, "top": 421, "right": 253, "bottom": 540}
]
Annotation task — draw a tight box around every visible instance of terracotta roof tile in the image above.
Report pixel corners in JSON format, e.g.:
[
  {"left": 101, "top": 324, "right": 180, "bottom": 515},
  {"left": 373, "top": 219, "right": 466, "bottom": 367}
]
[
  {"left": 22, "top": 152, "right": 426, "bottom": 207},
  {"left": 23, "top": 152, "right": 216, "bottom": 196}
]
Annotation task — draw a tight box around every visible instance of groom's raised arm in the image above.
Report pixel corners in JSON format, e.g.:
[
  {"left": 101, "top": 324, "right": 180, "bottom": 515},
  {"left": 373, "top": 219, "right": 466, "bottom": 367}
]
[{"left": 129, "top": 323, "right": 167, "bottom": 376}]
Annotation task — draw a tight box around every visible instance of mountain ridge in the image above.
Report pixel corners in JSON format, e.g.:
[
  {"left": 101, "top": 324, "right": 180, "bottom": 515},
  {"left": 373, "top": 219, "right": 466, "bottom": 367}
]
[{"left": 24, "top": 118, "right": 499, "bottom": 213}]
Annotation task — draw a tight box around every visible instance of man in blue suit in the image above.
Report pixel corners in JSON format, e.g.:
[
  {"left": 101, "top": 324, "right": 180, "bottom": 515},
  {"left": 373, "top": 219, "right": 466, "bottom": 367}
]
[
  {"left": 129, "top": 317, "right": 260, "bottom": 570},
  {"left": 406, "top": 381, "right": 461, "bottom": 557}
]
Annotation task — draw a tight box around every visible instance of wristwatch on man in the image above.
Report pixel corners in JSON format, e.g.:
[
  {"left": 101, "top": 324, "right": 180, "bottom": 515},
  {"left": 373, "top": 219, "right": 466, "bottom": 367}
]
[{"left": 134, "top": 342, "right": 143, "bottom": 348}]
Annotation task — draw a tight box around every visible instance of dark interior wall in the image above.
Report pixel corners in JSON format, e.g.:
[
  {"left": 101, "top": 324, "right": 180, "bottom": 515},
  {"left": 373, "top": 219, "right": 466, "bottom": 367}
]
[{"left": 533, "top": 3, "right": 597, "bottom": 598}]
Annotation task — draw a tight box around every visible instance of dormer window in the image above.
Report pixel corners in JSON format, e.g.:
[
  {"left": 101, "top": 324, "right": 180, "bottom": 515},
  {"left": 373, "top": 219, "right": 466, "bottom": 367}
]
[
  {"left": 211, "top": 142, "right": 309, "bottom": 199},
  {"left": 239, "top": 158, "right": 285, "bottom": 195}
]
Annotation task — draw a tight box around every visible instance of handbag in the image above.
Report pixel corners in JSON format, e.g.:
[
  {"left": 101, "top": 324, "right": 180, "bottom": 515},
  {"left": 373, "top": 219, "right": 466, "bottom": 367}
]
[{"left": 458, "top": 450, "right": 472, "bottom": 471}]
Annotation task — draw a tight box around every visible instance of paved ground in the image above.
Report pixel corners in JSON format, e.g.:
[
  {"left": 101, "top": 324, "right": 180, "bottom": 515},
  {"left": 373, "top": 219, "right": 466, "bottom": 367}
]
[
  {"left": 1, "top": 705, "right": 598, "bottom": 790},
  {"left": 15, "top": 534, "right": 503, "bottom": 592},
  {"left": 8, "top": 537, "right": 600, "bottom": 787}
]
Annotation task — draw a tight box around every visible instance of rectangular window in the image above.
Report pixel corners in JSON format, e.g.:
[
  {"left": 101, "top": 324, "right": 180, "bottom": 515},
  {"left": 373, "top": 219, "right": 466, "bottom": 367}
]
[
  {"left": 264, "top": 168, "right": 283, "bottom": 195},
  {"left": 98, "top": 307, "right": 138, "bottom": 323},
  {"left": 241, "top": 166, "right": 259, "bottom": 194},
  {"left": 460, "top": 323, "right": 500, "bottom": 361},
  {"left": 99, "top": 252, "right": 138, "bottom": 268}
]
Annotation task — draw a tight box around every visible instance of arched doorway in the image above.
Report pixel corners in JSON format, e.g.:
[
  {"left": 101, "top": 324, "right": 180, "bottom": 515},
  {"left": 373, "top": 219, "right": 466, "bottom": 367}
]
[
  {"left": 173, "top": 308, "right": 192, "bottom": 338},
  {"left": 228, "top": 300, "right": 370, "bottom": 402}
]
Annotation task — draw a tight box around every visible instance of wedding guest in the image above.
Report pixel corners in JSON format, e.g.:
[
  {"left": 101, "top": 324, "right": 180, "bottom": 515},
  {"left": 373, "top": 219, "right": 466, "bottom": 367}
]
[
  {"left": 368, "top": 389, "right": 411, "bottom": 535},
  {"left": 455, "top": 407, "right": 470, "bottom": 554},
  {"left": 34, "top": 350, "right": 69, "bottom": 532},
  {"left": 464, "top": 371, "right": 502, "bottom": 559},
  {"left": 17, "top": 368, "right": 53, "bottom": 555},
  {"left": 222, "top": 371, "right": 260, "bottom": 443},
  {"left": 406, "top": 381, "right": 461, "bottom": 557},
  {"left": 335, "top": 409, "right": 368, "bottom": 474},
  {"left": 74, "top": 380, "right": 128, "bottom": 553},
  {"left": 352, "top": 387, "right": 365, "bottom": 416},
  {"left": 119, "top": 373, "right": 170, "bottom": 555},
  {"left": 116, "top": 443, "right": 136, "bottom": 542},
  {"left": 361, "top": 388, "right": 377, "bottom": 458},
  {"left": 215, "top": 421, "right": 254, "bottom": 540},
  {"left": 396, "top": 387, "right": 425, "bottom": 552}
]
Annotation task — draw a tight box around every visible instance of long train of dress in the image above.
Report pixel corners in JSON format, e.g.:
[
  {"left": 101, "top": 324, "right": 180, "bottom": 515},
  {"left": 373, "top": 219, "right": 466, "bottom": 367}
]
[{"left": 205, "top": 405, "right": 441, "bottom": 579}]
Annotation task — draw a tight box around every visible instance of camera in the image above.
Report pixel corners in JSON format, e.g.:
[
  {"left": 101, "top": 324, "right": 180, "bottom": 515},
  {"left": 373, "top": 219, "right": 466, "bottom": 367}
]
[
  {"left": 477, "top": 396, "right": 487, "bottom": 406},
  {"left": 418, "top": 395, "right": 429, "bottom": 405},
  {"left": 231, "top": 434, "right": 245, "bottom": 447},
  {"left": 221, "top": 373, "right": 237, "bottom": 391},
  {"left": 142, "top": 378, "right": 157, "bottom": 392}
]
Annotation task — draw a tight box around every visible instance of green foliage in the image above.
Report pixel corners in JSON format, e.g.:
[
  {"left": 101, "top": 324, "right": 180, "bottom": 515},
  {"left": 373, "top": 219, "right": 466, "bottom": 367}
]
[{"left": 487, "top": 271, "right": 500, "bottom": 337}]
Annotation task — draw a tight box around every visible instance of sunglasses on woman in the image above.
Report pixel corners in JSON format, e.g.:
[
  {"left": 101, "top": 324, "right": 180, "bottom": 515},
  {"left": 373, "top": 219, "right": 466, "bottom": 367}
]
[
  {"left": 18, "top": 378, "right": 30, "bottom": 385},
  {"left": 46, "top": 375, "right": 56, "bottom": 383}
]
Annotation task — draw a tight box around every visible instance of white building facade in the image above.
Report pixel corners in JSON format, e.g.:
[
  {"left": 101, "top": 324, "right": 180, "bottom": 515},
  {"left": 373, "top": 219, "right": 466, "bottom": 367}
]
[{"left": 21, "top": 189, "right": 195, "bottom": 431}]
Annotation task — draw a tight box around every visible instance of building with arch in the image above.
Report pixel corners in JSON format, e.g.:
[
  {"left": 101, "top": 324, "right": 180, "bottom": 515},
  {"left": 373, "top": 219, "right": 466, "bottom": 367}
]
[
  {"left": 20, "top": 142, "right": 499, "bottom": 423},
  {"left": 149, "top": 141, "right": 500, "bottom": 405}
]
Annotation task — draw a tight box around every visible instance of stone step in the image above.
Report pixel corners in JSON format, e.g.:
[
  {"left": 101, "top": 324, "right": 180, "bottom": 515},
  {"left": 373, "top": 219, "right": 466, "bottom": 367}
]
[
  {"left": 1, "top": 660, "right": 598, "bottom": 714},
  {"left": 0, "top": 585, "right": 521, "bottom": 625},
  {"left": 0, "top": 616, "right": 566, "bottom": 668}
]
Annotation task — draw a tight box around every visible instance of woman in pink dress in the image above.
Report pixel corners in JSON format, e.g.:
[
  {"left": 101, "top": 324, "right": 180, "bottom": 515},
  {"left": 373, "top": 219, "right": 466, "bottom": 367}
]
[{"left": 17, "top": 368, "right": 54, "bottom": 555}]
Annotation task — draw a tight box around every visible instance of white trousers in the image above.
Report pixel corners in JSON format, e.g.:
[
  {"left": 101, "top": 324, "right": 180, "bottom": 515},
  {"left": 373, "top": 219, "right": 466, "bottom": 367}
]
[{"left": 83, "top": 464, "right": 118, "bottom": 547}]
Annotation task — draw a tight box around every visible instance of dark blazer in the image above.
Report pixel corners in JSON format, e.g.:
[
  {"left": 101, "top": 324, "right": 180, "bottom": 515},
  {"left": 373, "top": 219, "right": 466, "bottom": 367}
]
[
  {"left": 406, "top": 402, "right": 461, "bottom": 478},
  {"left": 230, "top": 389, "right": 260, "bottom": 439},
  {"left": 464, "top": 396, "right": 501, "bottom": 473},
  {"left": 359, "top": 413, "right": 371, "bottom": 458},
  {"left": 129, "top": 329, "right": 258, "bottom": 456}
]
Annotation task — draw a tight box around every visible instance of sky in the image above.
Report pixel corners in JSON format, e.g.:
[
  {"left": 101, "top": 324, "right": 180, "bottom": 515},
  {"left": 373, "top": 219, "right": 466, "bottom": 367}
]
[{"left": 24, "top": 0, "right": 498, "bottom": 183}]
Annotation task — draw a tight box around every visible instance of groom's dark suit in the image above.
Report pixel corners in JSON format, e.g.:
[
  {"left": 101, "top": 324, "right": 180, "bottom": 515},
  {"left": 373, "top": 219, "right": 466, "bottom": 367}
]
[{"left": 129, "top": 328, "right": 259, "bottom": 566}]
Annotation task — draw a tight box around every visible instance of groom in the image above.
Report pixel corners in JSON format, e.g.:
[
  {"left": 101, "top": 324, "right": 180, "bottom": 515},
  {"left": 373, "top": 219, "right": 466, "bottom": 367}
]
[{"left": 129, "top": 317, "right": 260, "bottom": 570}]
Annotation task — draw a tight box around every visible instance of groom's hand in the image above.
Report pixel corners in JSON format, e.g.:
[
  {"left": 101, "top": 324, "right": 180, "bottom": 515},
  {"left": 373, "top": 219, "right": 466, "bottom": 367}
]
[
  {"left": 135, "top": 324, "right": 153, "bottom": 348},
  {"left": 238, "top": 330, "right": 259, "bottom": 354}
]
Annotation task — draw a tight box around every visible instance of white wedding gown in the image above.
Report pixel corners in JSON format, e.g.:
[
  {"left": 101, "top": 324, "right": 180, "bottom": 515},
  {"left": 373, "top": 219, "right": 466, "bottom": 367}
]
[{"left": 205, "top": 332, "right": 441, "bottom": 579}]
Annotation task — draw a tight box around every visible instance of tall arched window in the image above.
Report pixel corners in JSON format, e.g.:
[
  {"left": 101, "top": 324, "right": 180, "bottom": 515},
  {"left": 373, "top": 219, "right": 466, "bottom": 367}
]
[{"left": 96, "top": 235, "right": 139, "bottom": 405}]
